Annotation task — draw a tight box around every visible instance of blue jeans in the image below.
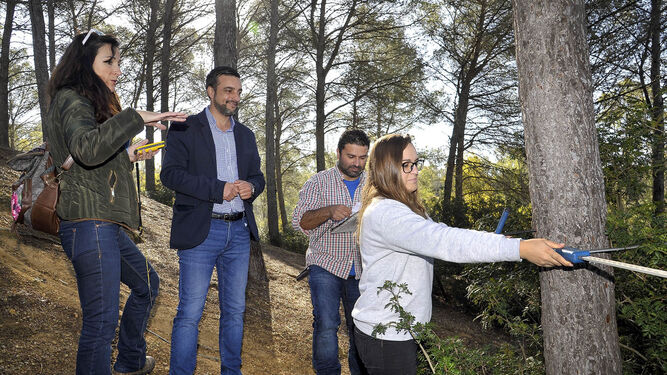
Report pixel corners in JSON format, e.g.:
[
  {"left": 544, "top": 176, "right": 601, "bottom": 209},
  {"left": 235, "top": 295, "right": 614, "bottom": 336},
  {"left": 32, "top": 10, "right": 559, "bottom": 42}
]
[
  {"left": 308, "top": 265, "right": 367, "bottom": 375},
  {"left": 59, "top": 220, "right": 159, "bottom": 375},
  {"left": 169, "top": 218, "right": 250, "bottom": 375}
]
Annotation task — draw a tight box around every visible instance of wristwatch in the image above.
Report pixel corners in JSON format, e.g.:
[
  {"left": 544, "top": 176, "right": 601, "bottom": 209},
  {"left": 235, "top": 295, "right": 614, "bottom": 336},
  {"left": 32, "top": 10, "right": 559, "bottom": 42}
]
[{"left": 250, "top": 183, "right": 255, "bottom": 196}]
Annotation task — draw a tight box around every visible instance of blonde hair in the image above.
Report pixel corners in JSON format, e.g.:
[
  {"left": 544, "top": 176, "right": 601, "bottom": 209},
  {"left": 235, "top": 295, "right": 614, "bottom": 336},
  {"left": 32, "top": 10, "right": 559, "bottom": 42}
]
[{"left": 356, "top": 134, "right": 426, "bottom": 238}]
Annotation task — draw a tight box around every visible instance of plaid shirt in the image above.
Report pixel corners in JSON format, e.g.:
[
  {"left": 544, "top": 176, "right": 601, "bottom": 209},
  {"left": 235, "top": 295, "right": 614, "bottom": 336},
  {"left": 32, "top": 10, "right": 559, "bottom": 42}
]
[{"left": 292, "top": 167, "right": 365, "bottom": 279}]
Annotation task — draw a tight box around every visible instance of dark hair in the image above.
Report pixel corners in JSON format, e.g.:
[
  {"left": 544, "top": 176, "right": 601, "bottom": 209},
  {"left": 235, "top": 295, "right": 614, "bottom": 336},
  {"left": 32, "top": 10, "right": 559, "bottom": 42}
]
[
  {"left": 206, "top": 66, "right": 241, "bottom": 90},
  {"left": 48, "top": 32, "right": 121, "bottom": 123},
  {"left": 337, "top": 129, "right": 370, "bottom": 152}
]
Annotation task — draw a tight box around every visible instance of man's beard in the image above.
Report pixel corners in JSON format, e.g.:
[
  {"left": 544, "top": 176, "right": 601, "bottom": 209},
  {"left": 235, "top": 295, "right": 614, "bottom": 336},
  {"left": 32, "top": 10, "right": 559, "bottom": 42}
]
[
  {"left": 338, "top": 161, "right": 363, "bottom": 179},
  {"left": 214, "top": 101, "right": 238, "bottom": 116}
]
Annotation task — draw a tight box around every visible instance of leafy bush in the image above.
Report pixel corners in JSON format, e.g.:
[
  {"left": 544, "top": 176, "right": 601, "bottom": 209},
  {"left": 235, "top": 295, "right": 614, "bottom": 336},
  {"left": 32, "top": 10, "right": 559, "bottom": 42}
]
[
  {"left": 463, "top": 262, "right": 543, "bottom": 356},
  {"left": 373, "top": 281, "right": 544, "bottom": 375},
  {"left": 281, "top": 226, "right": 309, "bottom": 254},
  {"left": 147, "top": 180, "right": 175, "bottom": 206},
  {"left": 606, "top": 205, "right": 666, "bottom": 374}
]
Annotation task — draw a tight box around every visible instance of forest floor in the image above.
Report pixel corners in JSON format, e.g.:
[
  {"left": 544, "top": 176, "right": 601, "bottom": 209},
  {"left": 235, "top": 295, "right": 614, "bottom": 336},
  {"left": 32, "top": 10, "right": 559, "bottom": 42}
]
[{"left": 0, "top": 146, "right": 511, "bottom": 374}]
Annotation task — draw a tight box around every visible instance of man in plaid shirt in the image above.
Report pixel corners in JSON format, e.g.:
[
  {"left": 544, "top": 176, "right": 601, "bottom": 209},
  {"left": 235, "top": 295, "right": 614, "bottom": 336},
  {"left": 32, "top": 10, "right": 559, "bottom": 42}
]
[{"left": 292, "top": 129, "right": 370, "bottom": 375}]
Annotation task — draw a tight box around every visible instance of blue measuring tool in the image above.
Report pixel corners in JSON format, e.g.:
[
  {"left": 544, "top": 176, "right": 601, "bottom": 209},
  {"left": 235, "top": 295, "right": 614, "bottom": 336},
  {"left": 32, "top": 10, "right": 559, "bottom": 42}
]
[
  {"left": 495, "top": 208, "right": 510, "bottom": 234},
  {"left": 492, "top": 208, "right": 640, "bottom": 265},
  {"left": 555, "top": 245, "right": 640, "bottom": 264},
  {"left": 554, "top": 247, "right": 590, "bottom": 264}
]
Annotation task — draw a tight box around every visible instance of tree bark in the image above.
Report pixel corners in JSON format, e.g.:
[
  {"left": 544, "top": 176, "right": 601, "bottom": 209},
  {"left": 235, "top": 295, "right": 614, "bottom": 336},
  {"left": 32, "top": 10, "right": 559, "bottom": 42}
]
[
  {"left": 441, "top": 122, "right": 458, "bottom": 223},
  {"left": 649, "top": 0, "right": 664, "bottom": 215},
  {"left": 248, "top": 241, "right": 268, "bottom": 283},
  {"left": 438, "top": 0, "right": 507, "bottom": 225},
  {"left": 453, "top": 79, "right": 471, "bottom": 227},
  {"left": 0, "top": 0, "right": 16, "bottom": 148},
  {"left": 47, "top": 0, "right": 55, "bottom": 72},
  {"left": 314, "top": 0, "right": 327, "bottom": 171},
  {"left": 309, "top": 0, "right": 358, "bottom": 171},
  {"left": 214, "top": 0, "right": 265, "bottom": 280},
  {"left": 453, "top": 124, "right": 467, "bottom": 227},
  {"left": 264, "top": 0, "right": 280, "bottom": 245},
  {"left": 160, "top": 0, "right": 176, "bottom": 159},
  {"left": 276, "top": 145, "right": 288, "bottom": 232},
  {"left": 214, "top": 0, "right": 237, "bottom": 68},
  {"left": 275, "top": 100, "right": 289, "bottom": 232},
  {"left": 28, "top": 0, "right": 50, "bottom": 133},
  {"left": 144, "top": 0, "right": 160, "bottom": 193},
  {"left": 512, "top": 1, "right": 621, "bottom": 374}
]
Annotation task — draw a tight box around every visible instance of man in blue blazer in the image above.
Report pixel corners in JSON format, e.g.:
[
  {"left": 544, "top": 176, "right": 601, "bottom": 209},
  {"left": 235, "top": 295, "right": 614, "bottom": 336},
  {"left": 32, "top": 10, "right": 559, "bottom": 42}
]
[{"left": 161, "top": 66, "right": 265, "bottom": 375}]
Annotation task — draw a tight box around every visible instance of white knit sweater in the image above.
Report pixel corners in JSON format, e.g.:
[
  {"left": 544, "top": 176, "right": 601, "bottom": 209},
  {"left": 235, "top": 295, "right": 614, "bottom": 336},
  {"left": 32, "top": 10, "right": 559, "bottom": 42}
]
[{"left": 351, "top": 198, "right": 521, "bottom": 341}]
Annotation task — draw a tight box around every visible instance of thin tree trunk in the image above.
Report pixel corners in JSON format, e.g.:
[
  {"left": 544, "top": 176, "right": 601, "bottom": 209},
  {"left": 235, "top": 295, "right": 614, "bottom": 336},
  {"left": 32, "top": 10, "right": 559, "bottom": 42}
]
[
  {"left": 442, "top": 94, "right": 469, "bottom": 225},
  {"left": 441, "top": 122, "right": 458, "bottom": 224},
  {"left": 0, "top": 0, "right": 16, "bottom": 148},
  {"left": 512, "top": 1, "right": 622, "bottom": 373},
  {"left": 453, "top": 129, "right": 467, "bottom": 227},
  {"left": 264, "top": 0, "right": 280, "bottom": 245},
  {"left": 453, "top": 80, "right": 471, "bottom": 227},
  {"left": 160, "top": 0, "right": 176, "bottom": 159},
  {"left": 47, "top": 0, "right": 55, "bottom": 72},
  {"left": 144, "top": 0, "right": 160, "bottom": 193},
  {"left": 66, "top": 0, "right": 79, "bottom": 33},
  {"left": 28, "top": 0, "right": 50, "bottom": 134},
  {"left": 214, "top": 0, "right": 266, "bottom": 280},
  {"left": 649, "top": 0, "right": 664, "bottom": 215},
  {"left": 214, "top": 0, "right": 237, "bottom": 68},
  {"left": 276, "top": 147, "right": 288, "bottom": 232},
  {"left": 275, "top": 101, "right": 288, "bottom": 232},
  {"left": 313, "top": 0, "right": 327, "bottom": 171}
]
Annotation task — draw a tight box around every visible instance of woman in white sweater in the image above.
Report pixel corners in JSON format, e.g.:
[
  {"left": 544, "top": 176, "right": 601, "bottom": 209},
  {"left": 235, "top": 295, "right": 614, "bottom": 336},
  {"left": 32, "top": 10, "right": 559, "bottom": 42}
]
[{"left": 351, "top": 134, "right": 572, "bottom": 374}]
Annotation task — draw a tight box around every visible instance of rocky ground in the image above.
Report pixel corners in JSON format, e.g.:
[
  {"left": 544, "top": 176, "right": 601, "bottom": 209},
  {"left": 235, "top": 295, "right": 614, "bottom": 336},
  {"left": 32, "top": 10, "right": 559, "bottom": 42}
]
[{"left": 0, "top": 147, "right": 509, "bottom": 374}]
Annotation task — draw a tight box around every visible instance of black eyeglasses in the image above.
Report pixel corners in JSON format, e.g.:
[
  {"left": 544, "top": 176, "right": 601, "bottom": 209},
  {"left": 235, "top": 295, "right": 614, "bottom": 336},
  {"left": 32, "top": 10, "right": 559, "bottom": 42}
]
[
  {"left": 82, "top": 29, "right": 104, "bottom": 45},
  {"left": 401, "top": 159, "right": 424, "bottom": 173}
]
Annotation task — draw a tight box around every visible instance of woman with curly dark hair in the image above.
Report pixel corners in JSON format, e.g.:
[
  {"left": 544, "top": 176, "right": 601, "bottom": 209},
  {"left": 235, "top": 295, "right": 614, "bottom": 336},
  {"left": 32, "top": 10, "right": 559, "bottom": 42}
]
[{"left": 44, "top": 29, "right": 186, "bottom": 375}]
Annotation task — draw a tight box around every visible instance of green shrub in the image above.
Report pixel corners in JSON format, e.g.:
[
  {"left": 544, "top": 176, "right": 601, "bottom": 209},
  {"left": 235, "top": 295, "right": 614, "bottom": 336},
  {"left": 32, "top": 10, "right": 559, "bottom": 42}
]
[
  {"left": 606, "top": 205, "right": 666, "bottom": 375},
  {"left": 374, "top": 281, "right": 544, "bottom": 375},
  {"left": 281, "top": 226, "right": 309, "bottom": 254},
  {"left": 147, "top": 180, "right": 175, "bottom": 206}
]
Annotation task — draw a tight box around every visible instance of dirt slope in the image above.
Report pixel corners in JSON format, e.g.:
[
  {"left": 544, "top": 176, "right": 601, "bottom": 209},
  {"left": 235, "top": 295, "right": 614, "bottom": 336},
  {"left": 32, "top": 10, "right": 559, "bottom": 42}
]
[{"left": 0, "top": 147, "right": 508, "bottom": 374}]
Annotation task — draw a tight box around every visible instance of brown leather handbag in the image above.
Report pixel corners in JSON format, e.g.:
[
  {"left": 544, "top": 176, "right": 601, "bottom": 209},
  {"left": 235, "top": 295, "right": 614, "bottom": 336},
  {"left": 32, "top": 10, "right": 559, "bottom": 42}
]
[{"left": 9, "top": 142, "right": 73, "bottom": 235}]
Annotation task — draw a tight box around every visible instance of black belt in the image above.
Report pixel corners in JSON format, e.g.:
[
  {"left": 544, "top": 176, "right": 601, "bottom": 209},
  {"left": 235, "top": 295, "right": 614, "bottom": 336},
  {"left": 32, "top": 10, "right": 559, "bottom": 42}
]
[{"left": 211, "top": 211, "right": 244, "bottom": 221}]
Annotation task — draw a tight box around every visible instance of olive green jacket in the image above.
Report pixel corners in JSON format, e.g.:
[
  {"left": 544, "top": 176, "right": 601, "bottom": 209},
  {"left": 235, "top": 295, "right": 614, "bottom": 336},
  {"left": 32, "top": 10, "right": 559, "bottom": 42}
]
[{"left": 44, "top": 89, "right": 144, "bottom": 229}]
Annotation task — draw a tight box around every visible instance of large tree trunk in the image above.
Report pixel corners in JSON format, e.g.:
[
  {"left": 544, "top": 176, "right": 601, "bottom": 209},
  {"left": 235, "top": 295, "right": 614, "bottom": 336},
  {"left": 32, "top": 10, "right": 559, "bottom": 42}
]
[
  {"left": 214, "top": 0, "right": 237, "bottom": 68},
  {"left": 144, "top": 0, "right": 160, "bottom": 193},
  {"left": 512, "top": 1, "right": 622, "bottom": 374},
  {"left": 28, "top": 0, "right": 50, "bottom": 133},
  {"left": 649, "top": 0, "right": 664, "bottom": 215},
  {"left": 248, "top": 241, "right": 268, "bottom": 283},
  {"left": 0, "top": 0, "right": 16, "bottom": 148},
  {"left": 264, "top": 0, "right": 280, "bottom": 245}
]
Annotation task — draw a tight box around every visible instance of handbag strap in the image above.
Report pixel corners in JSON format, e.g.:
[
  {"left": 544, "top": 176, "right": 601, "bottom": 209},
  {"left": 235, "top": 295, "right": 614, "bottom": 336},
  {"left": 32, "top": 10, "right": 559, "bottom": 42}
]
[{"left": 61, "top": 155, "right": 74, "bottom": 171}]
